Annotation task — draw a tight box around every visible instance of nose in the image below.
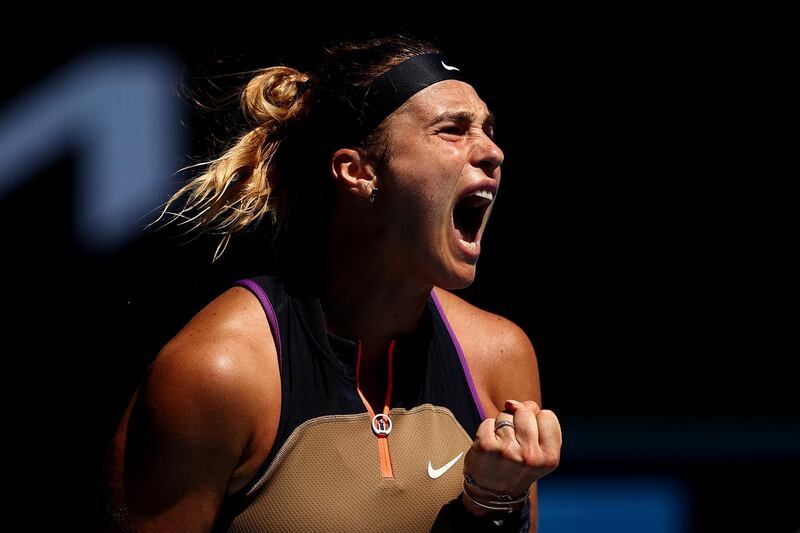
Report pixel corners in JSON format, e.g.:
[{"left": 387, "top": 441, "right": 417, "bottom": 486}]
[{"left": 471, "top": 133, "right": 504, "bottom": 176}]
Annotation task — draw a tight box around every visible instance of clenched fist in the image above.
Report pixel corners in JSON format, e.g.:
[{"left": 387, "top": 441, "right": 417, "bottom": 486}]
[{"left": 463, "top": 399, "right": 562, "bottom": 499}]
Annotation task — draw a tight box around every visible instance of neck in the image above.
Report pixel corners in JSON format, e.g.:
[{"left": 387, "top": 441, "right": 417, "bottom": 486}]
[{"left": 316, "top": 221, "right": 432, "bottom": 366}]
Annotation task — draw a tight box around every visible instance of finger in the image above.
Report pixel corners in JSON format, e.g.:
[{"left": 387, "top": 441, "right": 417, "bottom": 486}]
[
  {"left": 496, "top": 410, "right": 514, "bottom": 424},
  {"left": 475, "top": 417, "right": 501, "bottom": 447},
  {"left": 493, "top": 409, "right": 517, "bottom": 439},
  {"left": 506, "top": 399, "right": 540, "bottom": 415},
  {"left": 521, "top": 400, "right": 541, "bottom": 415},
  {"left": 536, "top": 409, "right": 563, "bottom": 454},
  {"left": 510, "top": 405, "right": 539, "bottom": 448}
]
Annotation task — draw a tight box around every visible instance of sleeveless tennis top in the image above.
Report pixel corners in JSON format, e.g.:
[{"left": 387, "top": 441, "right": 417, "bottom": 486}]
[{"left": 212, "top": 274, "right": 487, "bottom": 532}]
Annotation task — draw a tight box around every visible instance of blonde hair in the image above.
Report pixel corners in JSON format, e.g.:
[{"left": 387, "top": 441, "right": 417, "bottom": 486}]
[
  {"left": 155, "top": 35, "right": 440, "bottom": 264},
  {"left": 153, "top": 66, "right": 307, "bottom": 261}
]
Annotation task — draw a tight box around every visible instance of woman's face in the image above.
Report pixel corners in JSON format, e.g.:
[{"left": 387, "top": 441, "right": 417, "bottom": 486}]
[{"left": 376, "top": 79, "right": 504, "bottom": 290}]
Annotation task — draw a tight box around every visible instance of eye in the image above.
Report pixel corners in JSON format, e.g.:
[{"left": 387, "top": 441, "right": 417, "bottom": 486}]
[{"left": 438, "top": 125, "right": 465, "bottom": 137}]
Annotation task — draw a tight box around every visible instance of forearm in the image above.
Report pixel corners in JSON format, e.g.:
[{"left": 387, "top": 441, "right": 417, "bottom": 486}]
[
  {"left": 528, "top": 484, "right": 538, "bottom": 533},
  {"left": 430, "top": 489, "right": 531, "bottom": 532}
]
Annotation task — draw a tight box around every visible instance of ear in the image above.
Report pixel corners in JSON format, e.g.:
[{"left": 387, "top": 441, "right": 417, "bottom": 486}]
[{"left": 330, "top": 148, "right": 376, "bottom": 201}]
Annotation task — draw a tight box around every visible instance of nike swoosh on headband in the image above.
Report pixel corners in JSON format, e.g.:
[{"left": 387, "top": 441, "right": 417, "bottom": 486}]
[
  {"left": 358, "top": 53, "right": 469, "bottom": 138},
  {"left": 428, "top": 451, "right": 464, "bottom": 479}
]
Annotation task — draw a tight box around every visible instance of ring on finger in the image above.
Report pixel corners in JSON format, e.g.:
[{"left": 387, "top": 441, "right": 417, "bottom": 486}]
[{"left": 494, "top": 420, "right": 515, "bottom": 432}]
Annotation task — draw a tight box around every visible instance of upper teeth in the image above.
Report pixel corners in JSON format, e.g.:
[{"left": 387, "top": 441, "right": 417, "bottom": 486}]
[{"left": 468, "top": 189, "right": 494, "bottom": 202}]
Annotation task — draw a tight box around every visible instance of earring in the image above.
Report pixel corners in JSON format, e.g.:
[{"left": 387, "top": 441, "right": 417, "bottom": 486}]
[{"left": 369, "top": 186, "right": 380, "bottom": 204}]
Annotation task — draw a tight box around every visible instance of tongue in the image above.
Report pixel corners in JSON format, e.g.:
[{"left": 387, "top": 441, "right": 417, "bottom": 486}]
[{"left": 454, "top": 224, "right": 474, "bottom": 243}]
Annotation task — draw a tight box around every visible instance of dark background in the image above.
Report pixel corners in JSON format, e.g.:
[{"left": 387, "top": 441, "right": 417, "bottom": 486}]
[{"left": 2, "top": 13, "right": 796, "bottom": 533}]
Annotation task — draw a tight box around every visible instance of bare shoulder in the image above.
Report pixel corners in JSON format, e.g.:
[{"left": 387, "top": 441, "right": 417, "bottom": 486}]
[
  {"left": 154, "top": 284, "right": 282, "bottom": 491},
  {"left": 431, "top": 286, "right": 535, "bottom": 358},
  {"left": 163, "top": 284, "right": 277, "bottom": 361},
  {"left": 92, "top": 286, "right": 281, "bottom": 530},
  {"left": 432, "top": 286, "right": 519, "bottom": 335},
  {"left": 432, "top": 287, "right": 540, "bottom": 414},
  {"left": 154, "top": 287, "right": 279, "bottom": 428},
  {"left": 150, "top": 285, "right": 280, "bottom": 439}
]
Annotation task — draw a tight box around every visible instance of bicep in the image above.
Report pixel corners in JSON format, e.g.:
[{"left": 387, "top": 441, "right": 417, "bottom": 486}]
[{"left": 93, "top": 347, "right": 256, "bottom": 532}]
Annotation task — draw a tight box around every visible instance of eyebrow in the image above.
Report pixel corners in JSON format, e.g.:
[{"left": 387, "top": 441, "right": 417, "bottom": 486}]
[{"left": 425, "top": 110, "right": 496, "bottom": 132}]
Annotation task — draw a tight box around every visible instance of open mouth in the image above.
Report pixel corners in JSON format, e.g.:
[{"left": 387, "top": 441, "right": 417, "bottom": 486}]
[{"left": 452, "top": 194, "right": 492, "bottom": 243}]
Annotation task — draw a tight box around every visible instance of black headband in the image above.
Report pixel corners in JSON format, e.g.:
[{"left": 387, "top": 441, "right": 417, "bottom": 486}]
[{"left": 359, "top": 52, "right": 470, "bottom": 136}]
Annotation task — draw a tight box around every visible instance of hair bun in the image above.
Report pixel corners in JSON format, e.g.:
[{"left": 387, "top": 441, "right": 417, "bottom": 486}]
[{"left": 241, "top": 67, "right": 310, "bottom": 126}]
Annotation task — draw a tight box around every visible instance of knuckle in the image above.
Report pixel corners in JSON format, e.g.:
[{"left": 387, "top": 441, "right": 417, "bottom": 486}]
[
  {"left": 542, "top": 452, "right": 560, "bottom": 470},
  {"left": 499, "top": 443, "right": 519, "bottom": 462},
  {"left": 521, "top": 451, "right": 539, "bottom": 468},
  {"left": 479, "top": 418, "right": 497, "bottom": 432},
  {"left": 473, "top": 436, "right": 493, "bottom": 453},
  {"left": 519, "top": 450, "right": 560, "bottom": 470},
  {"left": 538, "top": 409, "right": 558, "bottom": 422}
]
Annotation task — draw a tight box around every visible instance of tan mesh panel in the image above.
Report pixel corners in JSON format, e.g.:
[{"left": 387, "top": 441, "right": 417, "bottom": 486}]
[{"left": 224, "top": 404, "right": 473, "bottom": 533}]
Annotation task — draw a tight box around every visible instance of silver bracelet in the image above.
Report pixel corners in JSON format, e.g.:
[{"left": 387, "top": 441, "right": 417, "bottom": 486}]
[
  {"left": 464, "top": 474, "right": 531, "bottom": 503},
  {"left": 462, "top": 479, "right": 531, "bottom": 513}
]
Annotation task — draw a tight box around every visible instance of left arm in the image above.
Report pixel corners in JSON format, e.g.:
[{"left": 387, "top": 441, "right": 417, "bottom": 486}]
[
  {"left": 475, "top": 317, "right": 561, "bottom": 533},
  {"left": 429, "top": 290, "right": 561, "bottom": 533},
  {"left": 489, "top": 320, "right": 542, "bottom": 532}
]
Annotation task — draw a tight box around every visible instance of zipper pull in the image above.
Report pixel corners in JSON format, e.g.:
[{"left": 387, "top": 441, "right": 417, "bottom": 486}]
[{"left": 371, "top": 413, "right": 392, "bottom": 436}]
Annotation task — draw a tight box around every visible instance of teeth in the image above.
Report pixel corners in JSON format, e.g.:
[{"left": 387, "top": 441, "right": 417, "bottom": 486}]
[
  {"left": 468, "top": 189, "right": 494, "bottom": 202},
  {"left": 458, "top": 237, "right": 479, "bottom": 251}
]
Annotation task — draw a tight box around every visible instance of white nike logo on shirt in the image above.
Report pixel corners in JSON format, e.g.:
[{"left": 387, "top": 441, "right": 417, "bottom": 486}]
[
  {"left": 428, "top": 452, "right": 464, "bottom": 479},
  {"left": 441, "top": 61, "right": 460, "bottom": 71}
]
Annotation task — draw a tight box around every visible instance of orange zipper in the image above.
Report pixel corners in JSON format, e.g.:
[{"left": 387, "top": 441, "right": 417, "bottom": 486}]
[{"left": 355, "top": 338, "right": 396, "bottom": 479}]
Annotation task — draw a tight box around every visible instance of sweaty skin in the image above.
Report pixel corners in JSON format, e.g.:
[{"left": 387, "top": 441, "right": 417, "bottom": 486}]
[
  {"left": 322, "top": 79, "right": 504, "bottom": 385},
  {"left": 95, "top": 79, "right": 560, "bottom": 533}
]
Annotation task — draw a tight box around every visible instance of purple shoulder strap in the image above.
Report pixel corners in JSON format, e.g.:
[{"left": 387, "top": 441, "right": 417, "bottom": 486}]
[
  {"left": 429, "top": 289, "right": 487, "bottom": 420},
  {"left": 234, "top": 279, "right": 283, "bottom": 375}
]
